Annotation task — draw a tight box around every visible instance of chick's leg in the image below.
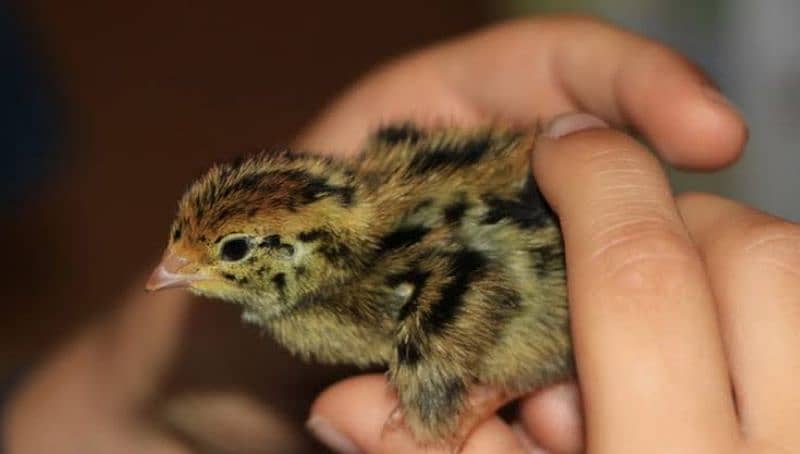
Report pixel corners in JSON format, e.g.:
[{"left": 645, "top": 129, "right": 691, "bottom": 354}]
[
  {"left": 387, "top": 352, "right": 470, "bottom": 446},
  {"left": 386, "top": 356, "right": 523, "bottom": 451},
  {"left": 384, "top": 247, "right": 522, "bottom": 450}
]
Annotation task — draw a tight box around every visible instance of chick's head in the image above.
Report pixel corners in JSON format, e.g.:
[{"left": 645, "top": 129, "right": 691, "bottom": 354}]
[{"left": 147, "top": 151, "right": 357, "bottom": 320}]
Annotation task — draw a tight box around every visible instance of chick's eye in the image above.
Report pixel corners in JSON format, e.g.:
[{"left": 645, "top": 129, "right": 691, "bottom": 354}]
[{"left": 220, "top": 237, "right": 251, "bottom": 261}]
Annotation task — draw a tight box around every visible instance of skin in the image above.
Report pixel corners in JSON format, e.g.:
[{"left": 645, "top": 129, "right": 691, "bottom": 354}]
[{"left": 7, "top": 15, "right": 798, "bottom": 454}]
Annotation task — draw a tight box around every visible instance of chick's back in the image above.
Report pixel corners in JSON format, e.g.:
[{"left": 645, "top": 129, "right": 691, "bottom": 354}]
[{"left": 353, "top": 124, "right": 570, "bottom": 393}]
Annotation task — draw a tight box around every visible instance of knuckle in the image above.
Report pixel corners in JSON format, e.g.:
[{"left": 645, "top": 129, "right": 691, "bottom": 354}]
[
  {"left": 565, "top": 129, "right": 662, "bottom": 177},
  {"left": 588, "top": 220, "right": 699, "bottom": 295},
  {"left": 726, "top": 218, "right": 800, "bottom": 276}
]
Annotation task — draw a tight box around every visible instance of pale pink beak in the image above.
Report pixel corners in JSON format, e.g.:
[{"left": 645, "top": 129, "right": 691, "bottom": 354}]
[{"left": 145, "top": 251, "right": 205, "bottom": 291}]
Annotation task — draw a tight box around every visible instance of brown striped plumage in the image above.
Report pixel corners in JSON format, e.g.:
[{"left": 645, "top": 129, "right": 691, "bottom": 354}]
[{"left": 154, "top": 123, "right": 572, "bottom": 446}]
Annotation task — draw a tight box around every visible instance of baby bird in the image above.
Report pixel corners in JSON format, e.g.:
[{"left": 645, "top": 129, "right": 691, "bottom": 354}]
[{"left": 147, "top": 123, "right": 572, "bottom": 448}]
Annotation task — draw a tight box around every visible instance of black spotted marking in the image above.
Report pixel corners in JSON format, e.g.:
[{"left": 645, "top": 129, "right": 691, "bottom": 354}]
[
  {"left": 272, "top": 273, "right": 286, "bottom": 293},
  {"left": 333, "top": 185, "right": 355, "bottom": 206},
  {"left": 171, "top": 223, "right": 182, "bottom": 242},
  {"left": 221, "top": 272, "right": 248, "bottom": 285},
  {"left": 290, "top": 170, "right": 354, "bottom": 207},
  {"left": 408, "top": 136, "right": 491, "bottom": 174},
  {"left": 295, "top": 265, "right": 307, "bottom": 276},
  {"left": 375, "top": 124, "right": 423, "bottom": 145},
  {"left": 296, "top": 228, "right": 355, "bottom": 266},
  {"left": 376, "top": 226, "right": 430, "bottom": 255},
  {"left": 481, "top": 196, "right": 535, "bottom": 227},
  {"left": 298, "top": 229, "right": 329, "bottom": 242},
  {"left": 423, "top": 249, "right": 487, "bottom": 334},
  {"left": 481, "top": 173, "right": 554, "bottom": 229},
  {"left": 396, "top": 339, "right": 422, "bottom": 365},
  {"left": 318, "top": 242, "right": 355, "bottom": 266},
  {"left": 519, "top": 173, "right": 553, "bottom": 215},
  {"left": 260, "top": 235, "right": 295, "bottom": 257},
  {"left": 481, "top": 198, "right": 548, "bottom": 230},
  {"left": 260, "top": 234, "right": 281, "bottom": 248},
  {"left": 297, "top": 229, "right": 353, "bottom": 265},
  {"left": 443, "top": 200, "right": 469, "bottom": 224}
]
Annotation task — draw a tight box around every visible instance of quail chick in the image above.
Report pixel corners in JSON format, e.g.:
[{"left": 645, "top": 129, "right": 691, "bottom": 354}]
[{"left": 147, "top": 123, "right": 572, "bottom": 448}]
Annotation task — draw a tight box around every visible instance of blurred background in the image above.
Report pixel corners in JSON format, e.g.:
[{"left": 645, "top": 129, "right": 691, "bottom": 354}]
[{"left": 1, "top": 0, "right": 797, "bottom": 452}]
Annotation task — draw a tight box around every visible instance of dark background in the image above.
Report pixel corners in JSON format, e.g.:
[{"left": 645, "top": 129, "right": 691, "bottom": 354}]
[
  {"left": 0, "top": 2, "right": 495, "bottom": 451},
  {"left": 0, "top": 1, "right": 491, "bottom": 372}
]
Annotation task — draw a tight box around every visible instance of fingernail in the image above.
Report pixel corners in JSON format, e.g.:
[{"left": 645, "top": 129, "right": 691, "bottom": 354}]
[
  {"left": 544, "top": 112, "right": 609, "bottom": 139},
  {"left": 306, "top": 416, "right": 362, "bottom": 454}
]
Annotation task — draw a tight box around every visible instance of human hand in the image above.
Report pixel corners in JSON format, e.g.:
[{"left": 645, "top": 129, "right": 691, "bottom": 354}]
[
  {"left": 4, "top": 15, "right": 752, "bottom": 454},
  {"left": 309, "top": 116, "right": 800, "bottom": 453},
  {"left": 297, "top": 16, "right": 775, "bottom": 454},
  {"left": 296, "top": 15, "right": 745, "bottom": 169}
]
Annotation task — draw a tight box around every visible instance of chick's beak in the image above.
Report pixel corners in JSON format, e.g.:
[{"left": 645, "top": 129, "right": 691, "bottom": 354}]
[{"left": 145, "top": 251, "right": 204, "bottom": 291}]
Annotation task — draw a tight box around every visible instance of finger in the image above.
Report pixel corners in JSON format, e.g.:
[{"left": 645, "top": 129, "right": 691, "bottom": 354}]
[
  {"left": 308, "top": 374, "right": 526, "bottom": 454},
  {"left": 298, "top": 16, "right": 746, "bottom": 169},
  {"left": 678, "top": 192, "right": 800, "bottom": 449},
  {"left": 518, "top": 382, "right": 584, "bottom": 454},
  {"left": 439, "top": 16, "right": 747, "bottom": 169},
  {"left": 532, "top": 114, "right": 739, "bottom": 452}
]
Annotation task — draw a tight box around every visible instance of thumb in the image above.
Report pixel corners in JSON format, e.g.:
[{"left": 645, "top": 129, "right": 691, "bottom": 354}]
[{"left": 307, "top": 375, "right": 527, "bottom": 453}]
